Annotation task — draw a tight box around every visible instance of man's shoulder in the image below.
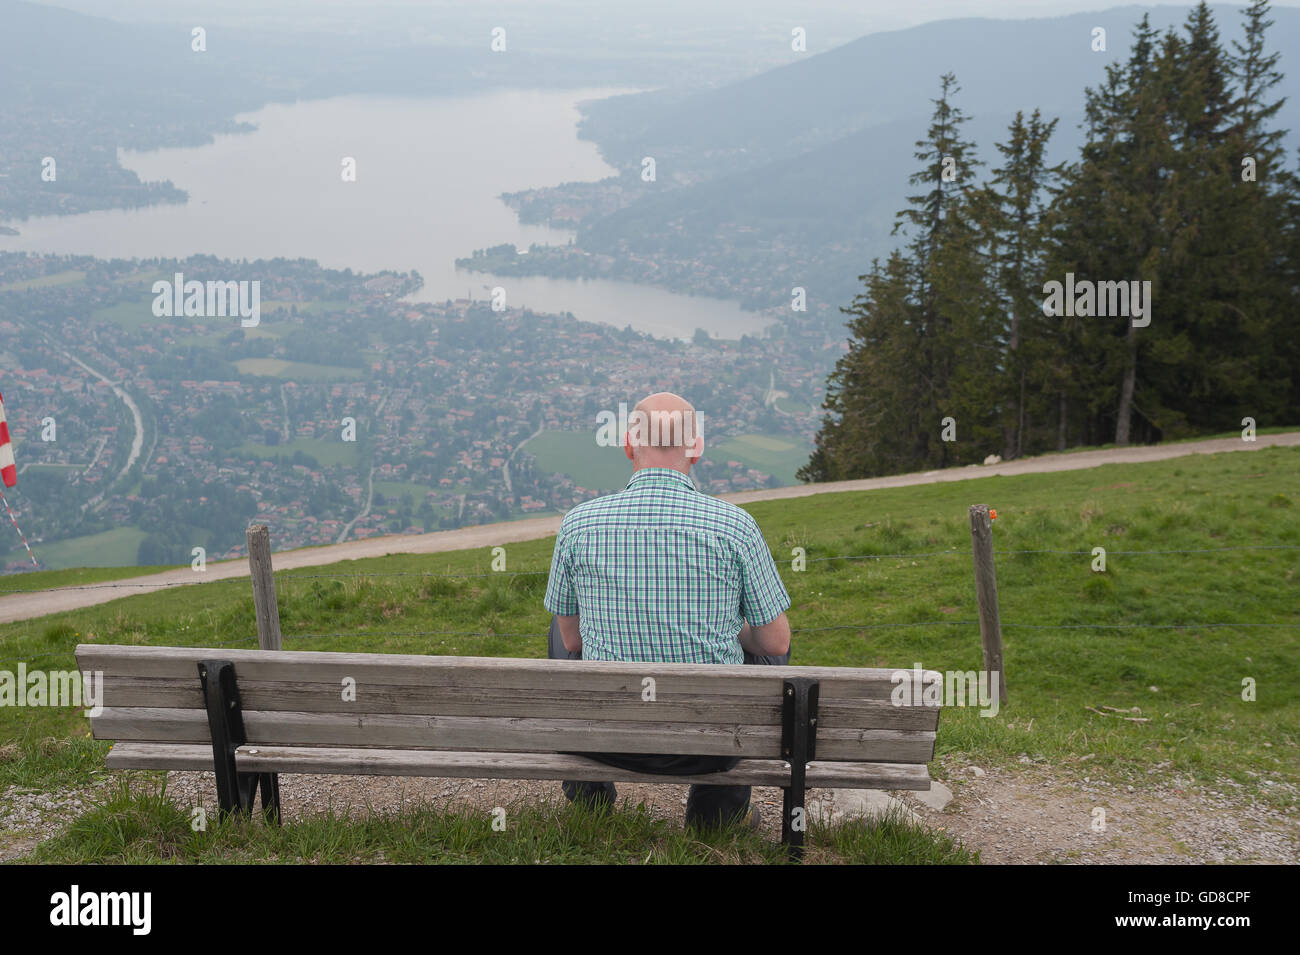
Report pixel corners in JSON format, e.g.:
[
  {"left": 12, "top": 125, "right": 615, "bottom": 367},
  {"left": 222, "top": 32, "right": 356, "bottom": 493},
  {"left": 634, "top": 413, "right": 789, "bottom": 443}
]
[
  {"left": 695, "top": 493, "right": 763, "bottom": 540},
  {"left": 559, "top": 482, "right": 763, "bottom": 544},
  {"left": 558, "top": 489, "right": 629, "bottom": 531}
]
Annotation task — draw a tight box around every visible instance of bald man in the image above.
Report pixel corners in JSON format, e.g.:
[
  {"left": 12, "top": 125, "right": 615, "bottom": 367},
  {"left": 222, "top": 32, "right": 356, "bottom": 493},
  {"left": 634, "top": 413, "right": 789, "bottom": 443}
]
[{"left": 543, "top": 392, "right": 792, "bottom": 829}]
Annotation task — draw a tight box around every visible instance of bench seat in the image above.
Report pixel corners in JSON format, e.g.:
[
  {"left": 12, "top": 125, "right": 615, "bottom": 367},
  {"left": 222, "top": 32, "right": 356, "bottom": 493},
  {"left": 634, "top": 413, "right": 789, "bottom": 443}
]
[
  {"left": 105, "top": 741, "right": 933, "bottom": 789},
  {"left": 78, "top": 643, "right": 943, "bottom": 857}
]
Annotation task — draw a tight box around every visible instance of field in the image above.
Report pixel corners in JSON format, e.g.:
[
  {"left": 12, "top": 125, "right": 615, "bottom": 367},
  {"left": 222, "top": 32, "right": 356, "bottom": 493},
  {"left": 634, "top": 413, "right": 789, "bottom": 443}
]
[
  {"left": 0, "top": 269, "right": 86, "bottom": 291},
  {"left": 90, "top": 297, "right": 348, "bottom": 334},
  {"left": 234, "top": 437, "right": 361, "bottom": 467},
  {"left": 522, "top": 429, "right": 632, "bottom": 491},
  {"left": 233, "top": 357, "right": 363, "bottom": 381},
  {"left": 1, "top": 444, "right": 1296, "bottom": 862},
  {"left": 522, "top": 428, "right": 812, "bottom": 489},
  {"left": 372, "top": 480, "right": 435, "bottom": 505},
  {"left": 2, "top": 526, "right": 149, "bottom": 571},
  {"left": 713, "top": 432, "right": 811, "bottom": 484},
  {"left": 89, "top": 297, "right": 165, "bottom": 331}
]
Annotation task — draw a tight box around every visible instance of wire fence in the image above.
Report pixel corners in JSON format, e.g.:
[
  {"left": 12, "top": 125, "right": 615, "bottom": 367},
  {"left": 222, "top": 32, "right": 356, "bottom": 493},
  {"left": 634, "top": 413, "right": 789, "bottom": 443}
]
[
  {"left": 2, "top": 542, "right": 1297, "bottom": 594},
  {"left": 1, "top": 542, "right": 1297, "bottom": 668},
  {"left": 4, "top": 618, "right": 1297, "bottom": 671}
]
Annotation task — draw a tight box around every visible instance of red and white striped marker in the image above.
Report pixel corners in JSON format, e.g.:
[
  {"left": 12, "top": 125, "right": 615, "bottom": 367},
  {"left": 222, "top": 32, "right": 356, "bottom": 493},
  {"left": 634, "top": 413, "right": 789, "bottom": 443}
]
[
  {"left": 0, "top": 390, "right": 14, "bottom": 487},
  {"left": 0, "top": 391, "right": 39, "bottom": 567}
]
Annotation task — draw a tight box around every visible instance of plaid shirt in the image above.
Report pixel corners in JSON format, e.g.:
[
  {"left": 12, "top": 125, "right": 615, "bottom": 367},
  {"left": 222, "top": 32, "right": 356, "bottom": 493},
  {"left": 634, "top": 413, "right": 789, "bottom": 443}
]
[{"left": 544, "top": 467, "right": 790, "bottom": 664}]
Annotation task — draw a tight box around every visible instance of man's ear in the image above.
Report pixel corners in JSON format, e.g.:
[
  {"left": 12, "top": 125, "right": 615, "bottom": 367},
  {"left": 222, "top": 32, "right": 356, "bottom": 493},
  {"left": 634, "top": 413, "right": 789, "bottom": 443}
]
[
  {"left": 686, "top": 434, "right": 703, "bottom": 461},
  {"left": 623, "top": 431, "right": 635, "bottom": 461}
]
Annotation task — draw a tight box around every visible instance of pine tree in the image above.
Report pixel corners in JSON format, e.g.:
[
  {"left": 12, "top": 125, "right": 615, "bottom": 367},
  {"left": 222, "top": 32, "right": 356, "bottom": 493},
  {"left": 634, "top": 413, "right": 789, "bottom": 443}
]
[
  {"left": 798, "top": 253, "right": 921, "bottom": 480},
  {"left": 1050, "top": 15, "right": 1172, "bottom": 445},
  {"left": 977, "top": 110, "right": 1064, "bottom": 457},
  {"left": 804, "top": 75, "right": 993, "bottom": 479}
]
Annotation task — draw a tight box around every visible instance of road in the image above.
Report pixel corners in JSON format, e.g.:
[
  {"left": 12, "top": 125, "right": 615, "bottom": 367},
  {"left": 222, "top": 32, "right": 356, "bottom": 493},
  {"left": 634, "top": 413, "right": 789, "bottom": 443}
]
[
  {"left": 0, "top": 431, "right": 1295, "bottom": 625},
  {"left": 336, "top": 466, "right": 375, "bottom": 544},
  {"left": 504, "top": 425, "right": 543, "bottom": 496},
  {"left": 59, "top": 348, "right": 144, "bottom": 512}
]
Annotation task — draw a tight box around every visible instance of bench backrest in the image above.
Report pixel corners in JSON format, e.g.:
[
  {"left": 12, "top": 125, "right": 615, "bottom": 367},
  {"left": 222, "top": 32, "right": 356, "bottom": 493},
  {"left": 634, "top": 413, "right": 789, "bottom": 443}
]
[{"left": 76, "top": 645, "right": 941, "bottom": 764}]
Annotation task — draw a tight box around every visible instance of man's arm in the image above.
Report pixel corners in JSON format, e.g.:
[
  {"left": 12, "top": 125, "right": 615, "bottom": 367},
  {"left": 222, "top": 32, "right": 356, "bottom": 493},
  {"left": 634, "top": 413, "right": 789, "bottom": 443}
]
[
  {"left": 543, "top": 520, "right": 580, "bottom": 651},
  {"left": 555, "top": 613, "right": 582, "bottom": 653},
  {"left": 738, "top": 613, "right": 791, "bottom": 656},
  {"left": 736, "top": 517, "right": 793, "bottom": 657}
]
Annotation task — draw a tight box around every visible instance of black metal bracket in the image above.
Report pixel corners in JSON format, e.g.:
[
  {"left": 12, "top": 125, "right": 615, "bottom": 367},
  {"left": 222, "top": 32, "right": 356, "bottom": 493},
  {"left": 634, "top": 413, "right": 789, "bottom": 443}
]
[
  {"left": 779, "top": 677, "right": 820, "bottom": 861},
  {"left": 198, "top": 660, "right": 281, "bottom": 825}
]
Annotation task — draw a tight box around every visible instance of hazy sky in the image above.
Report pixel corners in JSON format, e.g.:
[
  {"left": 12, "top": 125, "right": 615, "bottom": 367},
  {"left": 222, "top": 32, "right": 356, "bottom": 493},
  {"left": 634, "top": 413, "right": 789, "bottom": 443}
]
[{"left": 32, "top": 0, "right": 1300, "bottom": 39}]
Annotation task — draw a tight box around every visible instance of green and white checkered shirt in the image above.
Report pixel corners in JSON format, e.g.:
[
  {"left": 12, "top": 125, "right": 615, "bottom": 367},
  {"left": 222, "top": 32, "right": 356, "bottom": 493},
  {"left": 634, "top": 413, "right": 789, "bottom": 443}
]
[{"left": 544, "top": 467, "right": 791, "bottom": 664}]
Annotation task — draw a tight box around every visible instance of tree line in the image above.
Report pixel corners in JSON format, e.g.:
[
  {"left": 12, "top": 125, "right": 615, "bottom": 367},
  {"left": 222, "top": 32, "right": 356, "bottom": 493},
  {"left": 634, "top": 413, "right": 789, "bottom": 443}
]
[{"left": 802, "top": 1, "right": 1298, "bottom": 481}]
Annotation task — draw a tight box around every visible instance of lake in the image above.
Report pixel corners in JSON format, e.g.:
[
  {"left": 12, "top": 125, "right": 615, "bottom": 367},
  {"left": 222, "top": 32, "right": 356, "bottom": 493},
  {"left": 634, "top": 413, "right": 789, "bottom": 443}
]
[{"left": 0, "top": 89, "right": 765, "bottom": 340}]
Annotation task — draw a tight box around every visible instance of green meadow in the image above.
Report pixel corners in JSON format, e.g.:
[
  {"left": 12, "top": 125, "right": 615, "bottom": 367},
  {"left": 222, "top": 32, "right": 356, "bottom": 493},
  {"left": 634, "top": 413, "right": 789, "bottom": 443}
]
[
  {"left": 714, "top": 432, "right": 812, "bottom": 484},
  {"left": 2, "top": 526, "right": 149, "bottom": 571},
  {"left": 233, "top": 357, "right": 363, "bottom": 381},
  {"left": 0, "top": 269, "right": 86, "bottom": 292},
  {"left": 523, "top": 428, "right": 812, "bottom": 488},
  {"left": 233, "top": 437, "right": 360, "bottom": 467},
  {"left": 522, "top": 429, "right": 632, "bottom": 491}
]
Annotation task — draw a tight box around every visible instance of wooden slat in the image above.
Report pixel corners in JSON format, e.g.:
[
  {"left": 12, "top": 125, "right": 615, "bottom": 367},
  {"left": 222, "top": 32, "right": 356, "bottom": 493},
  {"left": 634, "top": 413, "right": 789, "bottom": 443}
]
[
  {"left": 97, "top": 675, "right": 940, "bottom": 732},
  {"left": 103, "top": 742, "right": 933, "bottom": 791},
  {"left": 92, "top": 706, "right": 936, "bottom": 762},
  {"left": 106, "top": 742, "right": 215, "bottom": 772},
  {"left": 76, "top": 645, "right": 942, "bottom": 703}
]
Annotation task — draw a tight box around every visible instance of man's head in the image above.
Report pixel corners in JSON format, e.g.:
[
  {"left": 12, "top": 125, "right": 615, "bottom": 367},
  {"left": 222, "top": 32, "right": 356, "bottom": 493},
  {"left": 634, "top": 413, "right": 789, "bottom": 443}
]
[{"left": 623, "top": 392, "right": 704, "bottom": 473}]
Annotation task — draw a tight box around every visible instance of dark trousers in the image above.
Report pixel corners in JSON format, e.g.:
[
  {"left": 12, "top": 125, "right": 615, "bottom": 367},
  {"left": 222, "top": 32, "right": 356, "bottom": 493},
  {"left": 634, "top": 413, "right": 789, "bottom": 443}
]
[{"left": 548, "top": 617, "right": 789, "bottom": 828}]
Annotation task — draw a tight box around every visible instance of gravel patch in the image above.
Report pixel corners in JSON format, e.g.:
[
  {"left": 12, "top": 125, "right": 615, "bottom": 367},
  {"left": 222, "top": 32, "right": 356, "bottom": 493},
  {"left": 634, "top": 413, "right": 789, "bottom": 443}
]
[{"left": 3, "top": 760, "right": 1295, "bottom": 863}]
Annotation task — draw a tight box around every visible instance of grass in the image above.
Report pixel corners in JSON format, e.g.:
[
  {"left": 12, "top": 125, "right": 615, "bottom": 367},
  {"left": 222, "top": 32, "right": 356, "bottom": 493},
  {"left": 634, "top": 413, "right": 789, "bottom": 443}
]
[
  {"left": 21, "top": 778, "right": 976, "bottom": 865},
  {"left": 1, "top": 444, "right": 1296, "bottom": 861},
  {"left": 89, "top": 298, "right": 162, "bottom": 331},
  {"left": 523, "top": 429, "right": 632, "bottom": 491},
  {"left": 0, "top": 563, "right": 168, "bottom": 592},
  {"left": 234, "top": 358, "right": 363, "bottom": 381},
  {"left": 233, "top": 437, "right": 361, "bottom": 467},
  {"left": 0, "top": 269, "right": 86, "bottom": 292},
  {"left": 524, "top": 428, "right": 813, "bottom": 488},
  {"left": 373, "top": 480, "right": 434, "bottom": 505},
  {"left": 257, "top": 299, "right": 349, "bottom": 316},
  {"left": 714, "top": 432, "right": 812, "bottom": 483},
  {"left": 2, "top": 526, "right": 150, "bottom": 571}
]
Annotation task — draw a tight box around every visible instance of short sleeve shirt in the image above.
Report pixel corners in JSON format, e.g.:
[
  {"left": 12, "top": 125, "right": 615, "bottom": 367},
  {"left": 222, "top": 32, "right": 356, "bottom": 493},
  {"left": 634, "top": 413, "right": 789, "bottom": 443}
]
[{"left": 543, "top": 467, "right": 790, "bottom": 664}]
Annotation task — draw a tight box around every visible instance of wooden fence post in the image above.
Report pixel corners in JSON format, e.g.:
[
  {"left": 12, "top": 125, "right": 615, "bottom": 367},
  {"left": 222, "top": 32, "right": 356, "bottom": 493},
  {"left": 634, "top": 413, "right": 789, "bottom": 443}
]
[
  {"left": 246, "top": 524, "right": 282, "bottom": 651},
  {"left": 968, "top": 504, "right": 1007, "bottom": 702}
]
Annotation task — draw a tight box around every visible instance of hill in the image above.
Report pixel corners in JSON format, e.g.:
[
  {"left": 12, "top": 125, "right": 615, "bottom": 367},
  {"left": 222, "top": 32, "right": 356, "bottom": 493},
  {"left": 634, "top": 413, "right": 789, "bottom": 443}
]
[{"left": 572, "top": 4, "right": 1300, "bottom": 308}]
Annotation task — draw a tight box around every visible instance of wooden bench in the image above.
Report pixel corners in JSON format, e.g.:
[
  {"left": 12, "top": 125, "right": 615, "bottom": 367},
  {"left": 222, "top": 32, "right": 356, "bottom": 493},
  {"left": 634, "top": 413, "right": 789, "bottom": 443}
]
[{"left": 77, "top": 644, "right": 942, "bottom": 859}]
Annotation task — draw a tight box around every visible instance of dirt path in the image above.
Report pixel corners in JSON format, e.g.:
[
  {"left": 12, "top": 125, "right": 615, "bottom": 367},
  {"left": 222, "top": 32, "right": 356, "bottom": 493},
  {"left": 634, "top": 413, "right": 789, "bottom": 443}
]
[{"left": 1, "top": 431, "right": 1295, "bottom": 625}]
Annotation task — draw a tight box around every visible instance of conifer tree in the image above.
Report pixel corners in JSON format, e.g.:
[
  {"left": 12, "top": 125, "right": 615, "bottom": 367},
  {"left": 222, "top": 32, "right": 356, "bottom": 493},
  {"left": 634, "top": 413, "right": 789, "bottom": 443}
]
[{"left": 977, "top": 110, "right": 1064, "bottom": 457}]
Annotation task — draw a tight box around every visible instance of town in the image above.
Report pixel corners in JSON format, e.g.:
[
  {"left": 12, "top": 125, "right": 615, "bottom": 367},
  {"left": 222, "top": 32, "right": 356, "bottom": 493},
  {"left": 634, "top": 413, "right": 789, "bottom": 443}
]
[{"left": 0, "top": 251, "right": 835, "bottom": 571}]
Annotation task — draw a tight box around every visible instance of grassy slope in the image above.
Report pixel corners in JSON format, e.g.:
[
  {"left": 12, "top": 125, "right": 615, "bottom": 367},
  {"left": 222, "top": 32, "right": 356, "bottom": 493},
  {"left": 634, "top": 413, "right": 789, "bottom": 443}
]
[
  {"left": 1, "top": 445, "right": 1296, "bottom": 860},
  {"left": 0, "top": 563, "right": 169, "bottom": 589}
]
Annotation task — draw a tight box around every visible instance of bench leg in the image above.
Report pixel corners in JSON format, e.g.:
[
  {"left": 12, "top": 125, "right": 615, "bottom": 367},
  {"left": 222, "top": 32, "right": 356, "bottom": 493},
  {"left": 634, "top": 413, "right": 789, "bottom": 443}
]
[
  {"left": 780, "top": 677, "right": 820, "bottom": 862},
  {"left": 198, "top": 660, "right": 281, "bottom": 825}
]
